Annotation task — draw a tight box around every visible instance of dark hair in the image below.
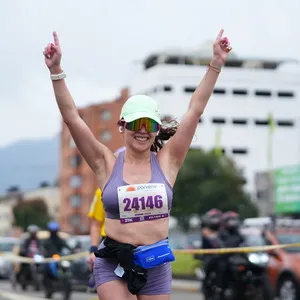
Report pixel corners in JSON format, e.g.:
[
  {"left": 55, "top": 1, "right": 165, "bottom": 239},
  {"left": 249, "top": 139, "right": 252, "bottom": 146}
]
[
  {"left": 117, "top": 118, "right": 179, "bottom": 153},
  {"left": 151, "top": 119, "right": 178, "bottom": 153}
]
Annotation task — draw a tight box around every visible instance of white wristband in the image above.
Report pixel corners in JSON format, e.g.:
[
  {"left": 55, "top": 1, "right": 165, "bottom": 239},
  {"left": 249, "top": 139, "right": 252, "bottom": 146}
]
[{"left": 50, "top": 71, "right": 66, "bottom": 81}]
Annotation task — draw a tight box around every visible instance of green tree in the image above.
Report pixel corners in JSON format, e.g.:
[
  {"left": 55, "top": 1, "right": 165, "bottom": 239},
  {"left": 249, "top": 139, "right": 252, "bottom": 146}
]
[
  {"left": 13, "top": 197, "right": 51, "bottom": 230},
  {"left": 172, "top": 149, "right": 258, "bottom": 229}
]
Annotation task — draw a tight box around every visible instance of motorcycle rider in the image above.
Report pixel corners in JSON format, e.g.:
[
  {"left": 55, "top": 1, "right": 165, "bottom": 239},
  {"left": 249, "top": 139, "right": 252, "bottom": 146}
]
[
  {"left": 18, "top": 224, "right": 41, "bottom": 288},
  {"left": 42, "top": 221, "right": 73, "bottom": 287},
  {"left": 43, "top": 221, "right": 72, "bottom": 257},
  {"left": 196, "top": 209, "right": 225, "bottom": 297},
  {"left": 218, "top": 211, "right": 244, "bottom": 296},
  {"left": 220, "top": 211, "right": 244, "bottom": 248},
  {"left": 201, "top": 209, "right": 223, "bottom": 250},
  {"left": 42, "top": 221, "right": 74, "bottom": 299},
  {"left": 220, "top": 211, "right": 274, "bottom": 299}
]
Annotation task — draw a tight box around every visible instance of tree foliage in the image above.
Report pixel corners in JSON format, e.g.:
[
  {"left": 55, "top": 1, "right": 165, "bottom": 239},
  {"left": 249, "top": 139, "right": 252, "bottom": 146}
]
[
  {"left": 6, "top": 185, "right": 21, "bottom": 193},
  {"left": 13, "top": 197, "right": 51, "bottom": 230},
  {"left": 172, "top": 149, "right": 258, "bottom": 229}
]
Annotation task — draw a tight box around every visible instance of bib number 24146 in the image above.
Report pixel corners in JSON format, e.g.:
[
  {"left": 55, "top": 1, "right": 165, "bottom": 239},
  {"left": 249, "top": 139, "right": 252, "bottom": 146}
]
[{"left": 117, "top": 183, "right": 169, "bottom": 224}]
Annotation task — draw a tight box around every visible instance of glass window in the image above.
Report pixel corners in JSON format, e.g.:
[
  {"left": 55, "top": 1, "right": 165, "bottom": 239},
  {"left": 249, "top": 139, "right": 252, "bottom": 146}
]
[
  {"left": 69, "top": 175, "right": 82, "bottom": 188},
  {"left": 255, "top": 90, "right": 272, "bottom": 97},
  {"left": 232, "top": 148, "right": 248, "bottom": 155},
  {"left": 213, "top": 88, "right": 226, "bottom": 94},
  {"left": 100, "top": 130, "right": 112, "bottom": 142},
  {"left": 184, "top": 58, "right": 194, "bottom": 65},
  {"left": 163, "top": 85, "right": 173, "bottom": 92},
  {"left": 278, "top": 91, "right": 294, "bottom": 98},
  {"left": 233, "top": 89, "right": 248, "bottom": 95},
  {"left": 100, "top": 110, "right": 112, "bottom": 121},
  {"left": 144, "top": 55, "right": 158, "bottom": 70},
  {"left": 184, "top": 86, "right": 196, "bottom": 93},
  {"left": 165, "top": 56, "right": 180, "bottom": 64},
  {"left": 71, "top": 155, "right": 82, "bottom": 168},
  {"left": 212, "top": 118, "right": 226, "bottom": 124},
  {"left": 277, "top": 120, "right": 294, "bottom": 127},
  {"left": 69, "top": 214, "right": 81, "bottom": 227},
  {"left": 254, "top": 119, "right": 269, "bottom": 126},
  {"left": 232, "top": 119, "right": 248, "bottom": 125},
  {"left": 70, "top": 195, "right": 81, "bottom": 207}
]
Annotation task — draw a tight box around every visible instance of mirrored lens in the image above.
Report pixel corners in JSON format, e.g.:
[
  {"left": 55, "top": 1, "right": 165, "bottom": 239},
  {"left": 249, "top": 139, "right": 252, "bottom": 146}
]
[{"left": 125, "top": 118, "right": 159, "bottom": 132}]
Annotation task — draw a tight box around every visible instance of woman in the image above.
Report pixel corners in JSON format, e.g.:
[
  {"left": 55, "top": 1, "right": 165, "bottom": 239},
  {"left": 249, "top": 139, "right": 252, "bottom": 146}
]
[{"left": 43, "top": 29, "right": 231, "bottom": 300}]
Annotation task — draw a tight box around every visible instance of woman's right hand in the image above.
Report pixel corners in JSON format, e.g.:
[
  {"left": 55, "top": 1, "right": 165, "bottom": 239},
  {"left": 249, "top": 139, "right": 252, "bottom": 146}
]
[
  {"left": 43, "top": 31, "right": 62, "bottom": 73},
  {"left": 88, "top": 253, "right": 96, "bottom": 271}
]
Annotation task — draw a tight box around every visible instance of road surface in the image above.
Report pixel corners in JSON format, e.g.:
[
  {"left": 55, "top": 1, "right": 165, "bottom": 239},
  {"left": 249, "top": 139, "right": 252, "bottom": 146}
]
[{"left": 0, "top": 279, "right": 203, "bottom": 300}]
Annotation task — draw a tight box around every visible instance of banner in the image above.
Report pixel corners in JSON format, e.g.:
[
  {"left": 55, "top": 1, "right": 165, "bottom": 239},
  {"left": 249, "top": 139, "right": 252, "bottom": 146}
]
[{"left": 274, "top": 165, "right": 300, "bottom": 213}]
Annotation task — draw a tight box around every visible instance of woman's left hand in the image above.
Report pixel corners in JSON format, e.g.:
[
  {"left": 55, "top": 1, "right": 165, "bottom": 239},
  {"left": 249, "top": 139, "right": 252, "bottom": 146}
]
[{"left": 212, "top": 29, "right": 232, "bottom": 68}]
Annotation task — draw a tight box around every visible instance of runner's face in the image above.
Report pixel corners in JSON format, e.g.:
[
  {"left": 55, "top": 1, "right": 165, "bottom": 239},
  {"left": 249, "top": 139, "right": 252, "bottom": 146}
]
[{"left": 120, "top": 118, "right": 159, "bottom": 152}]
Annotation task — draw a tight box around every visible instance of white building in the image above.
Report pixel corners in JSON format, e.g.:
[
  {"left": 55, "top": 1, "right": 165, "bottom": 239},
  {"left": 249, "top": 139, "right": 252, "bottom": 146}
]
[
  {"left": 23, "top": 186, "right": 60, "bottom": 221},
  {"left": 0, "top": 197, "right": 17, "bottom": 236},
  {"left": 130, "top": 46, "right": 300, "bottom": 196}
]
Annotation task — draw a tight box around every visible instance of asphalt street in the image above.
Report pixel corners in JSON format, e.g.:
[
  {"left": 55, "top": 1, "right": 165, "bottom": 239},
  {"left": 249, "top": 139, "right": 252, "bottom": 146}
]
[{"left": 0, "top": 279, "right": 203, "bottom": 300}]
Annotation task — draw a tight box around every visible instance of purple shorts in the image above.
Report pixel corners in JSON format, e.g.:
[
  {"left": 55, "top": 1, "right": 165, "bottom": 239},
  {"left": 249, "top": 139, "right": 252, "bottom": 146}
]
[{"left": 93, "top": 241, "right": 172, "bottom": 295}]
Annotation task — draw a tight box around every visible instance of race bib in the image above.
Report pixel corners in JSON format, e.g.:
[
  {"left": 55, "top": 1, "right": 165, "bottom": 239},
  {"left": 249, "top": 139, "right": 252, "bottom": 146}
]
[{"left": 117, "top": 183, "right": 169, "bottom": 224}]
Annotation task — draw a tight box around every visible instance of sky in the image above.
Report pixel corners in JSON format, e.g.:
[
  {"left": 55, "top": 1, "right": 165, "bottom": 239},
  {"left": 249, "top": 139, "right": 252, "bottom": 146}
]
[{"left": 0, "top": 0, "right": 299, "bottom": 147}]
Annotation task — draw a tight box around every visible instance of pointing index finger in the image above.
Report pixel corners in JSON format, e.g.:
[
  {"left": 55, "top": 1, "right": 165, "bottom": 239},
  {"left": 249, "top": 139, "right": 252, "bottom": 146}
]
[
  {"left": 53, "top": 31, "right": 60, "bottom": 46},
  {"left": 216, "top": 29, "right": 224, "bottom": 40}
]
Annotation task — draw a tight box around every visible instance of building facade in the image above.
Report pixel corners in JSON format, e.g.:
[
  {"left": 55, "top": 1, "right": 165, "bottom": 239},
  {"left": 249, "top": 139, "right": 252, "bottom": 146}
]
[
  {"left": 0, "top": 197, "right": 17, "bottom": 237},
  {"left": 23, "top": 186, "right": 60, "bottom": 221},
  {"left": 59, "top": 88, "right": 129, "bottom": 234},
  {"left": 130, "top": 49, "right": 300, "bottom": 198}
]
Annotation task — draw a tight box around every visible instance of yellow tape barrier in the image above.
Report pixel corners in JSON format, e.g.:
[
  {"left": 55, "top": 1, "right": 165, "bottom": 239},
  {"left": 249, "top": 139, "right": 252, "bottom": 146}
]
[
  {"left": 173, "top": 242, "right": 300, "bottom": 255},
  {"left": 0, "top": 251, "right": 89, "bottom": 263},
  {"left": 1, "top": 243, "right": 300, "bottom": 264}
]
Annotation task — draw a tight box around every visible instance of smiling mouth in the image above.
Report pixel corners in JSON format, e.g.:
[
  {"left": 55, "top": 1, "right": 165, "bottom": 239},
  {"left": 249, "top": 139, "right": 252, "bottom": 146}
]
[{"left": 134, "top": 136, "right": 149, "bottom": 142}]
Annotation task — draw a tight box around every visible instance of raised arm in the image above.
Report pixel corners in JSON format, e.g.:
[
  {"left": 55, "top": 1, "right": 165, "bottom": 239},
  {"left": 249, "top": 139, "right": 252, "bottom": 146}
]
[
  {"left": 43, "top": 32, "right": 107, "bottom": 172},
  {"left": 159, "top": 29, "right": 232, "bottom": 171}
]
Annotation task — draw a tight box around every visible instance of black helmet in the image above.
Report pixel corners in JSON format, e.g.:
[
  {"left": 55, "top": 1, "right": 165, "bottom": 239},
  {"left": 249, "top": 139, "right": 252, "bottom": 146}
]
[
  {"left": 202, "top": 209, "right": 223, "bottom": 230},
  {"left": 222, "top": 211, "right": 240, "bottom": 230}
]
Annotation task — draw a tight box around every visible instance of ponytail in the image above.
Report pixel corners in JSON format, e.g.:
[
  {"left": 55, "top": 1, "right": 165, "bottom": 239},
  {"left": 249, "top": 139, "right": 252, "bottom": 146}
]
[{"left": 151, "top": 120, "right": 179, "bottom": 153}]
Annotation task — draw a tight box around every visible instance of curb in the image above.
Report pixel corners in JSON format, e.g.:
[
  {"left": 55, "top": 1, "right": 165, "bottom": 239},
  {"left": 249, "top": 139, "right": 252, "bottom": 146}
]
[
  {"left": 0, "top": 291, "right": 46, "bottom": 300},
  {"left": 0, "top": 292, "right": 100, "bottom": 300},
  {"left": 171, "top": 280, "right": 200, "bottom": 293},
  {"left": 0, "top": 281, "right": 201, "bottom": 300}
]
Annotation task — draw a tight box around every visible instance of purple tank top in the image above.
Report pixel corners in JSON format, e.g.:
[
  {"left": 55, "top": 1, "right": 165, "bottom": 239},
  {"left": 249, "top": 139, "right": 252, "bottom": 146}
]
[{"left": 102, "top": 151, "right": 173, "bottom": 219}]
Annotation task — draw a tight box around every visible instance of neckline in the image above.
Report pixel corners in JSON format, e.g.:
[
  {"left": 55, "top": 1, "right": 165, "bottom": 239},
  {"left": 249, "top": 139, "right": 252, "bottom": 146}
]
[{"left": 120, "top": 151, "right": 154, "bottom": 185}]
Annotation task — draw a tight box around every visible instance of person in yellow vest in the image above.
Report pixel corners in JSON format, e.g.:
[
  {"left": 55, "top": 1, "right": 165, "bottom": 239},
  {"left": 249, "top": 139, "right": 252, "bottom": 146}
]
[{"left": 88, "top": 188, "right": 106, "bottom": 271}]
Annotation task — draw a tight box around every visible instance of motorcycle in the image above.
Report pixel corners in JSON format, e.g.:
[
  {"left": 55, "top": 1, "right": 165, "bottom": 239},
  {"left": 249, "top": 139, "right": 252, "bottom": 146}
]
[
  {"left": 43, "top": 253, "right": 72, "bottom": 300},
  {"left": 225, "top": 252, "right": 271, "bottom": 300},
  {"left": 13, "top": 254, "right": 44, "bottom": 291},
  {"left": 197, "top": 252, "right": 272, "bottom": 300},
  {"left": 197, "top": 255, "right": 226, "bottom": 300}
]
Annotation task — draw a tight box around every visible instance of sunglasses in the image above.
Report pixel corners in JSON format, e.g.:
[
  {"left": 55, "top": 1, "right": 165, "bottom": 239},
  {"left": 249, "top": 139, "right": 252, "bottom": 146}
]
[{"left": 124, "top": 118, "right": 160, "bottom": 133}]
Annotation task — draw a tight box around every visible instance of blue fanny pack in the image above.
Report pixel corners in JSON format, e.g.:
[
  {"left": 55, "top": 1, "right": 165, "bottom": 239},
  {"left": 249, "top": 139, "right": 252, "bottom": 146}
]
[{"left": 133, "top": 239, "right": 175, "bottom": 269}]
